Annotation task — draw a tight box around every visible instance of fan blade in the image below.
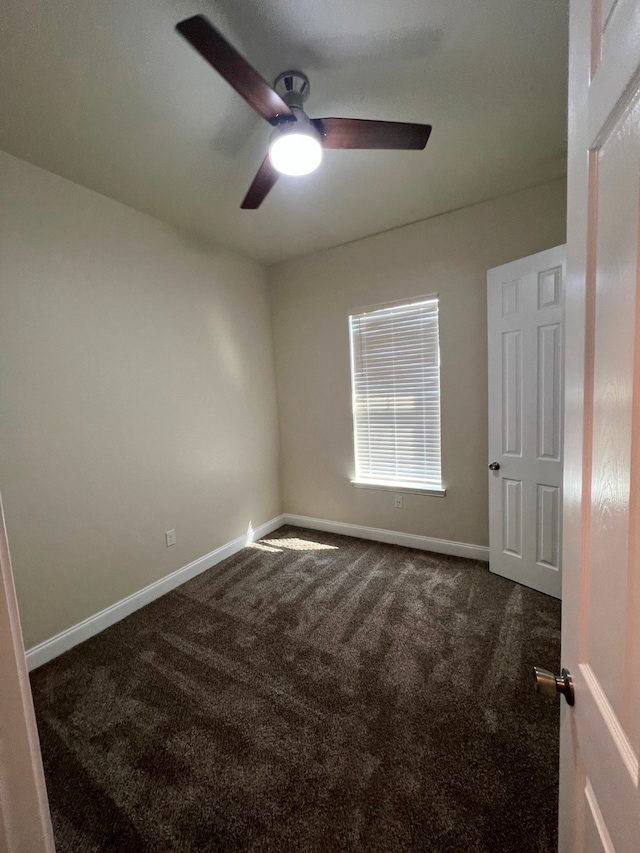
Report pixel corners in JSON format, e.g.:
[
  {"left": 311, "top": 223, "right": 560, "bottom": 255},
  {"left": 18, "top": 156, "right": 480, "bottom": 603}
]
[
  {"left": 176, "top": 15, "right": 293, "bottom": 125},
  {"left": 311, "top": 118, "right": 432, "bottom": 150},
  {"left": 241, "top": 156, "right": 279, "bottom": 209}
]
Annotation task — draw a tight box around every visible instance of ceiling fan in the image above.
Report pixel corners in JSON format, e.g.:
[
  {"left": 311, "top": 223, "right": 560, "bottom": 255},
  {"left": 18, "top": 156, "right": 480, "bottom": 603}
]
[{"left": 176, "top": 15, "right": 433, "bottom": 209}]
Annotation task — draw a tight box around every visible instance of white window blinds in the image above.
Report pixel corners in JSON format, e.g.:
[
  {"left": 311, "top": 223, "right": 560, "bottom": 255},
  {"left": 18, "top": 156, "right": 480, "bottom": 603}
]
[{"left": 349, "top": 297, "right": 442, "bottom": 490}]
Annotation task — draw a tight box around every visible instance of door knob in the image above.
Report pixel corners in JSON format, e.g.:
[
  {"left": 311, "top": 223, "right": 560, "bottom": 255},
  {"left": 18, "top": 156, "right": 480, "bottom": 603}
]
[
  {"left": 488, "top": 462, "right": 500, "bottom": 471},
  {"left": 533, "top": 667, "right": 575, "bottom": 706}
]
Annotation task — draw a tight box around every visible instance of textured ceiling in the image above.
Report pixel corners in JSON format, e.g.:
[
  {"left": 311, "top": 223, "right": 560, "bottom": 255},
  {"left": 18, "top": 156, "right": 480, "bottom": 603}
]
[{"left": 0, "top": 0, "right": 568, "bottom": 264}]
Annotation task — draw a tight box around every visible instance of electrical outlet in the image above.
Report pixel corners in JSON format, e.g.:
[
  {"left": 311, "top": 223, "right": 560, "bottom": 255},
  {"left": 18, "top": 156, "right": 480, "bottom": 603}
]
[
  {"left": 394, "top": 494, "right": 403, "bottom": 508},
  {"left": 165, "top": 529, "right": 176, "bottom": 547}
]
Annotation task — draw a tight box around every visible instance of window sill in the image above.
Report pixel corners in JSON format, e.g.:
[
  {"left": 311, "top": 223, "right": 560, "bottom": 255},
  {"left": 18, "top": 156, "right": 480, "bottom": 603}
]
[{"left": 351, "top": 480, "right": 446, "bottom": 497}]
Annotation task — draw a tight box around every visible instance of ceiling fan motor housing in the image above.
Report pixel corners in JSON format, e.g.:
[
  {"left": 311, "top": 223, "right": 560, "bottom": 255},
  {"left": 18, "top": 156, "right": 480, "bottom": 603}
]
[{"left": 274, "top": 71, "right": 311, "bottom": 112}]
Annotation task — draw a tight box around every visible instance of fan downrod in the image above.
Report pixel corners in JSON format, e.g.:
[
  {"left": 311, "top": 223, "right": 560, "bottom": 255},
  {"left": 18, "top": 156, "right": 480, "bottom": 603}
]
[{"left": 273, "top": 71, "right": 311, "bottom": 111}]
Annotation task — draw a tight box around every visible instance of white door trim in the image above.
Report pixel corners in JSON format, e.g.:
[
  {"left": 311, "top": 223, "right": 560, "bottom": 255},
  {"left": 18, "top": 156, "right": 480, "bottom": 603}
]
[{"left": 0, "top": 494, "right": 55, "bottom": 852}]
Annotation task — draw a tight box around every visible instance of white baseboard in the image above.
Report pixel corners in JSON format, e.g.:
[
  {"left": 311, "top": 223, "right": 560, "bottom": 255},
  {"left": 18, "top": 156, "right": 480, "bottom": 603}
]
[
  {"left": 25, "top": 515, "right": 285, "bottom": 671},
  {"left": 26, "top": 512, "right": 487, "bottom": 671},
  {"left": 282, "top": 514, "right": 490, "bottom": 562}
]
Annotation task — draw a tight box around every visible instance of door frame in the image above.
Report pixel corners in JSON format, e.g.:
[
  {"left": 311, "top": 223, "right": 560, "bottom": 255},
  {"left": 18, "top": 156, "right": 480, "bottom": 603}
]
[{"left": 0, "top": 493, "right": 55, "bottom": 852}]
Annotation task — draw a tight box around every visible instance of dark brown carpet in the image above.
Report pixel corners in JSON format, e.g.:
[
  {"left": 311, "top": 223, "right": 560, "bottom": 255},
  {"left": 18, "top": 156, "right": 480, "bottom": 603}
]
[{"left": 30, "top": 525, "right": 561, "bottom": 852}]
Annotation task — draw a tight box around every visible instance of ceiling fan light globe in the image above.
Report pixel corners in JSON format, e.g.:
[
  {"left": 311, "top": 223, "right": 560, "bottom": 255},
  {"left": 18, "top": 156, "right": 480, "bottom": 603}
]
[{"left": 269, "top": 132, "right": 322, "bottom": 177}]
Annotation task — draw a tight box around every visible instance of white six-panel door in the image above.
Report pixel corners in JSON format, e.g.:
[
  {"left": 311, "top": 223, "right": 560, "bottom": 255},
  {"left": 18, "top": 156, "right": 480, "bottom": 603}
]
[
  {"left": 488, "top": 246, "right": 566, "bottom": 599},
  {"left": 561, "top": 0, "right": 640, "bottom": 850}
]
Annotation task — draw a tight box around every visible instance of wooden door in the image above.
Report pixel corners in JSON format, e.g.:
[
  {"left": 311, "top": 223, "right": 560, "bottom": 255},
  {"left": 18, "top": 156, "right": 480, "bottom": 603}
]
[
  {"left": 487, "top": 246, "right": 566, "bottom": 599},
  {"left": 561, "top": 0, "right": 640, "bottom": 849}
]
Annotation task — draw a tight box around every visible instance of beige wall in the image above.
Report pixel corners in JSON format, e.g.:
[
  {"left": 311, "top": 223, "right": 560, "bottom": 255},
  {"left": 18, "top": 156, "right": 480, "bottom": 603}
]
[
  {"left": 0, "top": 151, "right": 281, "bottom": 649},
  {"left": 268, "top": 178, "right": 567, "bottom": 548},
  {"left": 0, "top": 153, "right": 565, "bottom": 650}
]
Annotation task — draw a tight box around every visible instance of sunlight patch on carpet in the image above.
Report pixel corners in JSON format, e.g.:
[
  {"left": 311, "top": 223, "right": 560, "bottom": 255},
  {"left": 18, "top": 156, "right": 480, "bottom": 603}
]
[
  {"left": 247, "top": 542, "right": 283, "bottom": 553},
  {"left": 259, "top": 537, "right": 339, "bottom": 551}
]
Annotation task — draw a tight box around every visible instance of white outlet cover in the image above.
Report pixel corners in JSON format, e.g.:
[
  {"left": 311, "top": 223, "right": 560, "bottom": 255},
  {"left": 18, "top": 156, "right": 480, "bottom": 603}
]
[
  {"left": 165, "top": 529, "right": 176, "bottom": 546},
  {"left": 394, "top": 495, "right": 403, "bottom": 508}
]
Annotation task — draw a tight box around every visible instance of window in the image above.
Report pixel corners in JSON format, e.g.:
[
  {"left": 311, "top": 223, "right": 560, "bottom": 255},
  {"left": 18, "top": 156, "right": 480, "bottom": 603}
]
[{"left": 349, "top": 296, "right": 444, "bottom": 495}]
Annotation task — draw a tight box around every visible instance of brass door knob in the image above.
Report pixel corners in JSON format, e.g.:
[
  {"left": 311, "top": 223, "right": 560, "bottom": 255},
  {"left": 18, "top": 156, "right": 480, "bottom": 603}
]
[{"left": 533, "top": 666, "right": 574, "bottom": 706}]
